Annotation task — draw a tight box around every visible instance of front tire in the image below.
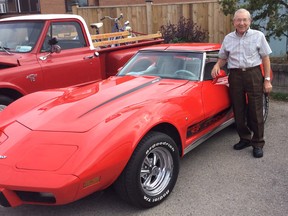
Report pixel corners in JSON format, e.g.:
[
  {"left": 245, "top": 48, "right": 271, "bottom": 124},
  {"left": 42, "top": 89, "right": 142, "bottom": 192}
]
[{"left": 114, "top": 131, "right": 180, "bottom": 208}]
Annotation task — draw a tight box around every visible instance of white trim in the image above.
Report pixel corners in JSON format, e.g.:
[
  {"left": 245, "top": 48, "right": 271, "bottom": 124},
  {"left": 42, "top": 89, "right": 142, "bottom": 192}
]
[
  {"left": 0, "top": 14, "right": 84, "bottom": 21},
  {"left": 17, "top": 0, "right": 21, "bottom": 13},
  {"left": 0, "top": 3, "right": 6, "bottom": 13},
  {"left": 0, "top": 14, "right": 95, "bottom": 50}
]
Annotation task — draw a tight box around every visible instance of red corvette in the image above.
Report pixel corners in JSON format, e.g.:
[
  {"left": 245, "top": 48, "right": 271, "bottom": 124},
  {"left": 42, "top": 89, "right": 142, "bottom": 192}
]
[{"left": 0, "top": 43, "right": 268, "bottom": 208}]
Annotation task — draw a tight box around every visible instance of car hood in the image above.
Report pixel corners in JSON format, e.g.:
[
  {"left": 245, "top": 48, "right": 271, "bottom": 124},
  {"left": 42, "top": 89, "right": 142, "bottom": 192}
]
[
  {"left": 0, "top": 54, "right": 20, "bottom": 67},
  {"left": 16, "top": 76, "right": 191, "bottom": 132}
]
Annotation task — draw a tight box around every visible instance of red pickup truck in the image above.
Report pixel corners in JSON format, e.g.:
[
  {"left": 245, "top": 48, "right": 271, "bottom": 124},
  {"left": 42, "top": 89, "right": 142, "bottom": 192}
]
[{"left": 0, "top": 14, "right": 163, "bottom": 111}]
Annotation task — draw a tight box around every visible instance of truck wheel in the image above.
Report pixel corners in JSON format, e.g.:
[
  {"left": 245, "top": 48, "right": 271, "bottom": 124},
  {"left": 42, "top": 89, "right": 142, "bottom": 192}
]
[
  {"left": 114, "top": 131, "right": 179, "bottom": 208},
  {"left": 0, "top": 95, "right": 14, "bottom": 111}
]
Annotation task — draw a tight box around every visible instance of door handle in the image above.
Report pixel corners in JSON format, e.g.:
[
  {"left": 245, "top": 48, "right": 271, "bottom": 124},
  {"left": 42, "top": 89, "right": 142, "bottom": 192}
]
[{"left": 83, "top": 55, "right": 94, "bottom": 60}]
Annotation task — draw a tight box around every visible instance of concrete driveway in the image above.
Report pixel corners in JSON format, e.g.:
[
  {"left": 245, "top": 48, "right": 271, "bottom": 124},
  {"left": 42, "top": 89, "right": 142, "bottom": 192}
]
[{"left": 1, "top": 99, "right": 287, "bottom": 216}]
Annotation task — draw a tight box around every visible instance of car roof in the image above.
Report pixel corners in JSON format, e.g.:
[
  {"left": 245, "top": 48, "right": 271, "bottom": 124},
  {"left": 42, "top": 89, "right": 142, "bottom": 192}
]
[
  {"left": 0, "top": 14, "right": 82, "bottom": 22},
  {"left": 140, "top": 43, "right": 221, "bottom": 52}
]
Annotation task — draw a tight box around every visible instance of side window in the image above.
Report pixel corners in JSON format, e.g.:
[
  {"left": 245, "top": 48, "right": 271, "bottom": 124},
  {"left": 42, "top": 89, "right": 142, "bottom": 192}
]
[
  {"left": 41, "top": 21, "right": 87, "bottom": 52},
  {"left": 204, "top": 61, "right": 228, "bottom": 80},
  {"left": 204, "top": 62, "right": 216, "bottom": 80}
]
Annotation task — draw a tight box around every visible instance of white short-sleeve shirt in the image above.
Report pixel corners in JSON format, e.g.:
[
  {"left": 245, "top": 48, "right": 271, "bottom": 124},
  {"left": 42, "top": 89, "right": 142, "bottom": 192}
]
[{"left": 218, "top": 28, "right": 272, "bottom": 69}]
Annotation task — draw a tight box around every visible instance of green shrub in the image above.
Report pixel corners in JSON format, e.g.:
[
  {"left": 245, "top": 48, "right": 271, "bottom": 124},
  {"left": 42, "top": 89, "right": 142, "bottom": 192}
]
[
  {"left": 270, "top": 92, "right": 288, "bottom": 101},
  {"left": 160, "top": 16, "right": 207, "bottom": 43}
]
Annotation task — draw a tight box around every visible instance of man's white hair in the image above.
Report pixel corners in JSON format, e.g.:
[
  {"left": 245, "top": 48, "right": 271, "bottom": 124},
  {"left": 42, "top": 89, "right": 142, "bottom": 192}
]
[{"left": 233, "top": 8, "right": 252, "bottom": 20}]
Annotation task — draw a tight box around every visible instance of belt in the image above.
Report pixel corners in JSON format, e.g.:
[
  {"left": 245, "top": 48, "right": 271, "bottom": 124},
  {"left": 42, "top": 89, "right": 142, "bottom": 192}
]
[{"left": 229, "top": 65, "right": 260, "bottom": 72}]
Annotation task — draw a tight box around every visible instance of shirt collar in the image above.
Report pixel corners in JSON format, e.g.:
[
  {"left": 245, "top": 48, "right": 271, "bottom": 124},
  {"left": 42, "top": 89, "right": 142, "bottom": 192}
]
[{"left": 235, "top": 28, "right": 250, "bottom": 37}]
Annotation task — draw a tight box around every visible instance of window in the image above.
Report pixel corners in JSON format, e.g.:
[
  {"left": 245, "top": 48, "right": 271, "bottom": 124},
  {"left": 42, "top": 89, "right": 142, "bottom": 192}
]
[
  {"left": 4, "top": 0, "right": 39, "bottom": 13},
  {"left": 20, "top": 0, "right": 39, "bottom": 12},
  {"left": 65, "top": 0, "right": 88, "bottom": 12},
  {"left": 0, "top": 21, "right": 44, "bottom": 53},
  {"left": 6, "top": 0, "right": 17, "bottom": 12},
  {"left": 118, "top": 51, "right": 203, "bottom": 81},
  {"left": 41, "top": 21, "right": 87, "bottom": 52},
  {"left": 0, "top": 3, "right": 6, "bottom": 13}
]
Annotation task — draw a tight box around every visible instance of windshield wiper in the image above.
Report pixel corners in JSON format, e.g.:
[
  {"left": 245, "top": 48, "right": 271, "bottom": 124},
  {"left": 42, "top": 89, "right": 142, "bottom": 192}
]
[{"left": 0, "top": 45, "right": 12, "bottom": 55}]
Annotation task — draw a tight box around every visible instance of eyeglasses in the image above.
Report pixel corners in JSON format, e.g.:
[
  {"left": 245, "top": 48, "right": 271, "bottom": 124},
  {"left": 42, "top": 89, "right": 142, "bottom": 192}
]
[{"left": 234, "top": 18, "right": 250, "bottom": 23}]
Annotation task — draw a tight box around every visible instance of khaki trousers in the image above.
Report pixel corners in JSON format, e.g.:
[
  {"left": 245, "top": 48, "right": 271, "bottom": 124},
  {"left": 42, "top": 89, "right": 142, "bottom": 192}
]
[{"left": 228, "top": 66, "right": 265, "bottom": 148}]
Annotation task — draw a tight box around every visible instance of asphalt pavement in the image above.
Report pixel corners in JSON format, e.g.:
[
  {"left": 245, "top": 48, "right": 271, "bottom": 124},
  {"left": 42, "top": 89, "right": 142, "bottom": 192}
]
[{"left": 1, "top": 99, "right": 287, "bottom": 216}]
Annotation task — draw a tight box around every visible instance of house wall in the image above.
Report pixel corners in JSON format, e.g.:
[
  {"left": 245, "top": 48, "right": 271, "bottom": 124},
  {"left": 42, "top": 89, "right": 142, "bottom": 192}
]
[{"left": 39, "top": 0, "right": 66, "bottom": 14}]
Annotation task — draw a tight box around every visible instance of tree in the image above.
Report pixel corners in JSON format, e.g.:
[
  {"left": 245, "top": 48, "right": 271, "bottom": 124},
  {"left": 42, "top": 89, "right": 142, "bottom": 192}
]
[{"left": 219, "top": 0, "right": 288, "bottom": 39}]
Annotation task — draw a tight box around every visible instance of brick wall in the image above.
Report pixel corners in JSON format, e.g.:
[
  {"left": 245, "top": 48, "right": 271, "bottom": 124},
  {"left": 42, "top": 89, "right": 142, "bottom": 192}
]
[
  {"left": 39, "top": 0, "right": 66, "bottom": 14},
  {"left": 39, "top": 0, "right": 98, "bottom": 13}
]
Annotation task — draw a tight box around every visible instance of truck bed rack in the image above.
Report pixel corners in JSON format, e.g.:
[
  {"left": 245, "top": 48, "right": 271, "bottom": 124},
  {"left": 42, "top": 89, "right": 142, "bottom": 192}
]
[{"left": 91, "top": 31, "right": 162, "bottom": 47}]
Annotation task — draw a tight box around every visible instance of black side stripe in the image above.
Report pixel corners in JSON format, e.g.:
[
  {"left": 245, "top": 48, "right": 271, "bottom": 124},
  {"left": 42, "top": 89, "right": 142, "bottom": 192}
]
[
  {"left": 186, "top": 108, "right": 232, "bottom": 138},
  {"left": 78, "top": 78, "right": 161, "bottom": 118}
]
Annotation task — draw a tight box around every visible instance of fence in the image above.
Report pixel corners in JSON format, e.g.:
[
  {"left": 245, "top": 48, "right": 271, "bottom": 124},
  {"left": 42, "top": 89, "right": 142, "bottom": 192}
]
[{"left": 72, "top": 1, "right": 232, "bottom": 43}]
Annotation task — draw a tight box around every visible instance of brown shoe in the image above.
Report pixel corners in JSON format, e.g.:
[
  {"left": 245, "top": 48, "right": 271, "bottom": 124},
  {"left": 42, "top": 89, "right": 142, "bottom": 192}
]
[{"left": 233, "top": 140, "right": 251, "bottom": 150}]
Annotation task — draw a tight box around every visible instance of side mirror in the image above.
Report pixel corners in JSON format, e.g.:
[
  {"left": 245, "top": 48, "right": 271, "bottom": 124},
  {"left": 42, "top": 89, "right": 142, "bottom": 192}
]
[
  {"left": 39, "top": 38, "right": 62, "bottom": 61},
  {"left": 48, "top": 37, "right": 61, "bottom": 53},
  {"left": 212, "top": 69, "right": 227, "bottom": 84},
  {"left": 48, "top": 37, "right": 58, "bottom": 46},
  {"left": 51, "top": 44, "right": 61, "bottom": 54}
]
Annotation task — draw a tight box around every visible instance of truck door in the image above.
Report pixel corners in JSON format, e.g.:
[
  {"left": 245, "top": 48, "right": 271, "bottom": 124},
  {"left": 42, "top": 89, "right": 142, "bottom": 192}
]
[{"left": 37, "top": 21, "right": 101, "bottom": 89}]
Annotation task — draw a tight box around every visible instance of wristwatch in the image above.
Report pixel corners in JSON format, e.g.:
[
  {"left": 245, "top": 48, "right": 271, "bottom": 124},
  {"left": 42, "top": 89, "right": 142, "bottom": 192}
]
[{"left": 264, "top": 77, "right": 270, "bottom": 81}]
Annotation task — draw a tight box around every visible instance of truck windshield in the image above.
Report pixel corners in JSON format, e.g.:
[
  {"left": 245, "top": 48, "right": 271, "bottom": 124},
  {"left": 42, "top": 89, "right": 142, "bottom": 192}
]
[
  {"left": 118, "top": 51, "right": 203, "bottom": 81},
  {"left": 0, "top": 21, "right": 44, "bottom": 53}
]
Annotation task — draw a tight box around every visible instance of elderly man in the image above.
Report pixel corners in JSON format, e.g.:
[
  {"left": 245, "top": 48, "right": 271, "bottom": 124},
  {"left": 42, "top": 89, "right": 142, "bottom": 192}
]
[{"left": 211, "top": 8, "right": 272, "bottom": 158}]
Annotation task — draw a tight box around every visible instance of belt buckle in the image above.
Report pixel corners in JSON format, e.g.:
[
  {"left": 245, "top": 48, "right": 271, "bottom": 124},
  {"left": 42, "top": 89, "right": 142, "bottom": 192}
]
[{"left": 241, "top": 68, "right": 247, "bottom": 71}]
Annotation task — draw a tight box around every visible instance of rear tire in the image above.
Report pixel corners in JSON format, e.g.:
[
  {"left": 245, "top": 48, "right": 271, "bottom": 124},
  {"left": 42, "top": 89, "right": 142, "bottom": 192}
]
[
  {"left": 263, "top": 93, "right": 269, "bottom": 123},
  {"left": 114, "top": 131, "right": 179, "bottom": 208}
]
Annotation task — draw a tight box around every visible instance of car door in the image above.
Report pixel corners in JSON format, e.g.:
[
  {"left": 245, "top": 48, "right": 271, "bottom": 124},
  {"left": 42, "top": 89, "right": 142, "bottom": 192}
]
[
  {"left": 37, "top": 21, "right": 101, "bottom": 89},
  {"left": 201, "top": 62, "right": 231, "bottom": 119}
]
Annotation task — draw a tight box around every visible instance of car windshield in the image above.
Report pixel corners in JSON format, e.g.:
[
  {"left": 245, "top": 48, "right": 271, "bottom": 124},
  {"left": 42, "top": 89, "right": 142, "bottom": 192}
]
[
  {"left": 0, "top": 21, "right": 44, "bottom": 53},
  {"left": 118, "top": 51, "right": 203, "bottom": 81}
]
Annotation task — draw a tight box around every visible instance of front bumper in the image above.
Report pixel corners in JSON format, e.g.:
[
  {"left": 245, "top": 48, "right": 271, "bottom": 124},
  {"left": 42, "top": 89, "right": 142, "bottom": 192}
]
[{"left": 0, "top": 165, "right": 80, "bottom": 207}]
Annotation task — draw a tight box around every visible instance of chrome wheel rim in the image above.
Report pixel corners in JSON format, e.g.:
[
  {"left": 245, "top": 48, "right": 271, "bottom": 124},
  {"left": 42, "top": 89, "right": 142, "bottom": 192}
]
[{"left": 140, "top": 146, "right": 173, "bottom": 196}]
